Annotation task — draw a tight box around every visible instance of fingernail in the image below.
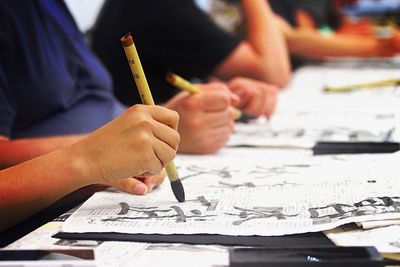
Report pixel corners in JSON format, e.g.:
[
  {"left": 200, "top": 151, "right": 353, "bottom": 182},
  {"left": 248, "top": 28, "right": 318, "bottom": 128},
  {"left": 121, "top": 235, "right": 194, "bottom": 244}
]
[{"left": 134, "top": 183, "right": 148, "bottom": 195}]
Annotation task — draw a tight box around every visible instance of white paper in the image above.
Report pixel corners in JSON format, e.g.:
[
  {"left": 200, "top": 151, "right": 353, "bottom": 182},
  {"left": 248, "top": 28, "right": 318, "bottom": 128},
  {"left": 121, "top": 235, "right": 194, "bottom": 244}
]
[
  {"left": 231, "top": 65, "right": 400, "bottom": 149},
  {"left": 6, "top": 222, "right": 228, "bottom": 267},
  {"left": 326, "top": 225, "right": 400, "bottom": 253},
  {"left": 6, "top": 148, "right": 308, "bottom": 267},
  {"left": 119, "top": 244, "right": 228, "bottom": 267},
  {"left": 278, "top": 66, "right": 400, "bottom": 112},
  {"left": 359, "top": 219, "right": 400, "bottom": 230},
  {"left": 5, "top": 214, "right": 149, "bottom": 267},
  {"left": 228, "top": 110, "right": 397, "bottom": 148},
  {"left": 61, "top": 153, "right": 400, "bottom": 236}
]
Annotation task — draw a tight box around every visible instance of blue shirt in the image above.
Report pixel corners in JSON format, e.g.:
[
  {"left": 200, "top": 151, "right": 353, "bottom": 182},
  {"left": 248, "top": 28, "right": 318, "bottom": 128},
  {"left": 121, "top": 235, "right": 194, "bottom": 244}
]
[{"left": 0, "top": 0, "right": 125, "bottom": 138}]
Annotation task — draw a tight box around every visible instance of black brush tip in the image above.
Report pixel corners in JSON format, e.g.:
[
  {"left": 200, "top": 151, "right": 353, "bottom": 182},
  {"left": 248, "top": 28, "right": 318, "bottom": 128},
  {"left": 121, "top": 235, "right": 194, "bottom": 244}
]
[
  {"left": 170, "top": 179, "right": 185, "bottom": 202},
  {"left": 236, "top": 112, "right": 257, "bottom": 123}
]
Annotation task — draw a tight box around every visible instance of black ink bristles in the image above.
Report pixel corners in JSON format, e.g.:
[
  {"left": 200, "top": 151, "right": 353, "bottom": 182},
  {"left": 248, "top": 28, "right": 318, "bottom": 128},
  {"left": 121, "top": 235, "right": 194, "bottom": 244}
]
[
  {"left": 170, "top": 179, "right": 185, "bottom": 203},
  {"left": 235, "top": 112, "right": 257, "bottom": 123}
]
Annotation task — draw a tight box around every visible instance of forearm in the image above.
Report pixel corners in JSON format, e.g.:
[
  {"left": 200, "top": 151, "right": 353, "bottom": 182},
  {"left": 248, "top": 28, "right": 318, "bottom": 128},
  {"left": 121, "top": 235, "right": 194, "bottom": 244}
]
[
  {"left": 287, "top": 31, "right": 388, "bottom": 59},
  {"left": 242, "top": 0, "right": 291, "bottom": 86},
  {"left": 0, "top": 134, "right": 85, "bottom": 169},
  {"left": 0, "top": 147, "right": 93, "bottom": 232}
]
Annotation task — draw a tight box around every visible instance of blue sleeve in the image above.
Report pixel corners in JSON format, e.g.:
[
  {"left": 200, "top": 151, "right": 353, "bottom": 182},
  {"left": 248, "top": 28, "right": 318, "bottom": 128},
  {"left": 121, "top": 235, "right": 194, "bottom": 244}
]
[{"left": 0, "top": 7, "right": 16, "bottom": 138}]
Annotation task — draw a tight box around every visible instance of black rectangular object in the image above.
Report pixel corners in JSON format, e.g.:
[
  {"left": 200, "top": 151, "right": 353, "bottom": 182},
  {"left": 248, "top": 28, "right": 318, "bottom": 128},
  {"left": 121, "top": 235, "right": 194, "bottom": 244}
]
[
  {"left": 0, "top": 249, "right": 94, "bottom": 260},
  {"left": 229, "top": 246, "right": 384, "bottom": 267},
  {"left": 54, "top": 232, "right": 333, "bottom": 247},
  {"left": 313, "top": 142, "right": 400, "bottom": 155}
]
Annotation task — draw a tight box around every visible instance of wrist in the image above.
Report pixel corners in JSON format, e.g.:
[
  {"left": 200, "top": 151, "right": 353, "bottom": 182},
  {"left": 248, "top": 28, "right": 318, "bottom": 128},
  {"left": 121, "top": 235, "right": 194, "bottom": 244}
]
[{"left": 64, "top": 143, "right": 99, "bottom": 186}]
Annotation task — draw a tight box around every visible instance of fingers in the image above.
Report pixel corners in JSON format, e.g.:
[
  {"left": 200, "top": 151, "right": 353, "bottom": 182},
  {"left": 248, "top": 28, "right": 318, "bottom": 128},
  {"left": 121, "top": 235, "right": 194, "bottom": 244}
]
[
  {"left": 245, "top": 87, "right": 265, "bottom": 116},
  {"left": 145, "top": 105, "right": 180, "bottom": 130},
  {"left": 75, "top": 104, "right": 181, "bottom": 183},
  {"left": 105, "top": 169, "right": 166, "bottom": 195},
  {"left": 199, "top": 124, "right": 234, "bottom": 154},
  {"left": 152, "top": 120, "right": 181, "bottom": 150},
  {"left": 264, "top": 86, "right": 278, "bottom": 118},
  {"left": 104, "top": 169, "right": 166, "bottom": 195},
  {"left": 152, "top": 137, "right": 178, "bottom": 170},
  {"left": 203, "top": 109, "right": 235, "bottom": 129},
  {"left": 162, "top": 82, "right": 239, "bottom": 154},
  {"left": 228, "top": 77, "right": 278, "bottom": 117},
  {"left": 257, "top": 82, "right": 278, "bottom": 117},
  {"left": 104, "top": 178, "right": 149, "bottom": 195},
  {"left": 232, "top": 86, "right": 251, "bottom": 108},
  {"left": 130, "top": 105, "right": 180, "bottom": 171},
  {"left": 230, "top": 91, "right": 241, "bottom": 107},
  {"left": 180, "top": 100, "right": 234, "bottom": 132},
  {"left": 201, "top": 91, "right": 230, "bottom": 112},
  {"left": 229, "top": 77, "right": 261, "bottom": 114},
  {"left": 197, "top": 83, "right": 232, "bottom": 112}
]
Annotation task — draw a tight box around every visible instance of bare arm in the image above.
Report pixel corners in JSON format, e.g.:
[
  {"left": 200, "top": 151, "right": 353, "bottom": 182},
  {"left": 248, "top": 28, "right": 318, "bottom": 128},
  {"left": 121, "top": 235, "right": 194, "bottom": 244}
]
[
  {"left": 0, "top": 133, "right": 167, "bottom": 197},
  {"left": 276, "top": 16, "right": 399, "bottom": 59},
  {"left": 0, "top": 148, "right": 92, "bottom": 231},
  {"left": 288, "top": 31, "right": 395, "bottom": 59},
  {"left": 0, "top": 105, "right": 180, "bottom": 232},
  {"left": 0, "top": 134, "right": 85, "bottom": 169},
  {"left": 214, "top": 0, "right": 291, "bottom": 88}
]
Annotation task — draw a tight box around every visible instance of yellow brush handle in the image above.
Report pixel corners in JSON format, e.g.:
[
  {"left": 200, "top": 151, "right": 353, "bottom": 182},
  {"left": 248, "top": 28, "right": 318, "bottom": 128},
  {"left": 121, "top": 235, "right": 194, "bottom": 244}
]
[
  {"left": 121, "top": 34, "right": 179, "bottom": 182},
  {"left": 324, "top": 79, "right": 400, "bottom": 93},
  {"left": 166, "top": 72, "right": 201, "bottom": 94},
  {"left": 122, "top": 36, "right": 155, "bottom": 105}
]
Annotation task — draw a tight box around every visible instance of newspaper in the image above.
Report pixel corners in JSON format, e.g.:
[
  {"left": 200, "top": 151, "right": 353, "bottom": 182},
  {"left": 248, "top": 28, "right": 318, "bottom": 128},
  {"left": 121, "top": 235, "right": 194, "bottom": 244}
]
[
  {"left": 228, "top": 111, "right": 397, "bottom": 148},
  {"left": 60, "top": 153, "right": 400, "bottom": 236},
  {"left": 7, "top": 216, "right": 227, "bottom": 267}
]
